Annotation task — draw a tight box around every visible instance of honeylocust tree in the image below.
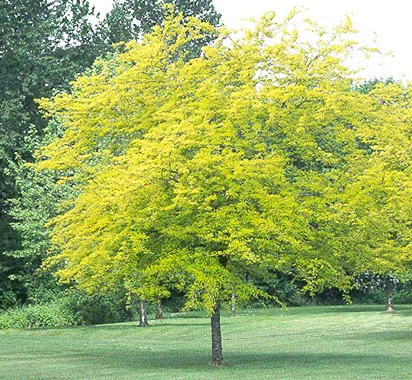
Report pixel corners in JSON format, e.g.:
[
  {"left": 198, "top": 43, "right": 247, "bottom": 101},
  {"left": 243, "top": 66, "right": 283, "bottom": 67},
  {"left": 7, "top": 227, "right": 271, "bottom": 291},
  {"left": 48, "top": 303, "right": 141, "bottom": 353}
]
[
  {"left": 342, "top": 82, "right": 412, "bottom": 296},
  {"left": 36, "top": 9, "right": 412, "bottom": 365}
]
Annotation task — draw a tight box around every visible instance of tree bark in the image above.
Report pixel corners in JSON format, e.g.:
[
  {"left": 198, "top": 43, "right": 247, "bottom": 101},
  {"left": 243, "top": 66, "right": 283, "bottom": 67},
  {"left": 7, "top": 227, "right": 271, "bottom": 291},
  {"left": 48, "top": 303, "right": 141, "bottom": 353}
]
[
  {"left": 231, "top": 293, "right": 236, "bottom": 317},
  {"left": 386, "top": 281, "right": 394, "bottom": 313},
  {"left": 139, "top": 299, "right": 149, "bottom": 327},
  {"left": 387, "top": 292, "right": 393, "bottom": 313},
  {"left": 156, "top": 299, "right": 163, "bottom": 320},
  {"left": 211, "top": 301, "right": 224, "bottom": 366}
]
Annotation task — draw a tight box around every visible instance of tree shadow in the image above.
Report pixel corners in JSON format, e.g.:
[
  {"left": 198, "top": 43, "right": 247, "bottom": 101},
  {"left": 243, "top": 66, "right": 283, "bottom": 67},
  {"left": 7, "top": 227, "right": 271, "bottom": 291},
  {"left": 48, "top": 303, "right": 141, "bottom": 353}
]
[
  {"left": 89, "top": 320, "right": 210, "bottom": 331},
  {"left": 391, "top": 307, "right": 412, "bottom": 317},
  {"left": 354, "top": 329, "right": 412, "bottom": 342},
  {"left": 73, "top": 348, "right": 411, "bottom": 373}
]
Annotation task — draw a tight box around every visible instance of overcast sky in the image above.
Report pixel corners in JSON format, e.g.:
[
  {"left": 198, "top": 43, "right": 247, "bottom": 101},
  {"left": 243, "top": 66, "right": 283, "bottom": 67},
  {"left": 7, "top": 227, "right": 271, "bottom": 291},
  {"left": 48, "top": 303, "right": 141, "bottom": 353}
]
[{"left": 90, "top": 0, "right": 412, "bottom": 82}]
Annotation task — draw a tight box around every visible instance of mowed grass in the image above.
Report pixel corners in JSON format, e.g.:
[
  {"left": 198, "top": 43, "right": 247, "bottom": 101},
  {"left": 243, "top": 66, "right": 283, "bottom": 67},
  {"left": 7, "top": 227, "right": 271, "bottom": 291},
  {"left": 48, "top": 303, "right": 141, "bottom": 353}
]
[{"left": 2, "top": 305, "right": 412, "bottom": 380}]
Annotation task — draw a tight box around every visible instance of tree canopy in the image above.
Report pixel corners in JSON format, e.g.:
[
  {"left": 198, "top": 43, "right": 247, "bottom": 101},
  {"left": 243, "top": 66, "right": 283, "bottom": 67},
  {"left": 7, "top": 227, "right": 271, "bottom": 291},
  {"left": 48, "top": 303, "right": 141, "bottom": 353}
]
[{"left": 36, "top": 8, "right": 412, "bottom": 364}]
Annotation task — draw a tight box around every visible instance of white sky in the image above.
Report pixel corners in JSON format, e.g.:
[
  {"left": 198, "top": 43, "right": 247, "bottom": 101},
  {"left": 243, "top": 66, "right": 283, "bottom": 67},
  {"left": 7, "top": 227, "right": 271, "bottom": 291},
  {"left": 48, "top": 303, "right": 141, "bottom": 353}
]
[{"left": 90, "top": 0, "right": 412, "bottom": 83}]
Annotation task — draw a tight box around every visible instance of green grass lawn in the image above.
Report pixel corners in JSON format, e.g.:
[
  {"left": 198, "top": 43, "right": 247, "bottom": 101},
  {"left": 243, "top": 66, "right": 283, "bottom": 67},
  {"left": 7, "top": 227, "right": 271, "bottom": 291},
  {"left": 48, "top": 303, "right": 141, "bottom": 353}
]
[{"left": 2, "top": 305, "right": 412, "bottom": 380}]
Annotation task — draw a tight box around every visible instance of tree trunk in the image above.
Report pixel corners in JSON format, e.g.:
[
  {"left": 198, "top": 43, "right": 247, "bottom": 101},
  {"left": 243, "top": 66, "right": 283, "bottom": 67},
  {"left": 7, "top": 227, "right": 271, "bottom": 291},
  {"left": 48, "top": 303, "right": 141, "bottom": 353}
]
[
  {"left": 386, "top": 281, "right": 393, "bottom": 313},
  {"left": 139, "top": 299, "right": 149, "bottom": 327},
  {"left": 231, "top": 293, "right": 236, "bottom": 317},
  {"left": 211, "top": 301, "right": 224, "bottom": 366},
  {"left": 387, "top": 292, "right": 393, "bottom": 313},
  {"left": 156, "top": 299, "right": 163, "bottom": 320}
]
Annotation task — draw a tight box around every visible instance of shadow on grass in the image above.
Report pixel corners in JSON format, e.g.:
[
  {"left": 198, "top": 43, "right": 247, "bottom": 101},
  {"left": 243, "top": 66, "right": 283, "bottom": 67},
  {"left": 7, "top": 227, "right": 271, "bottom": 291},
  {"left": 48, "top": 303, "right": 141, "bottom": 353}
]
[
  {"left": 288, "top": 305, "right": 387, "bottom": 314},
  {"left": 237, "top": 305, "right": 390, "bottom": 317},
  {"left": 167, "top": 311, "right": 209, "bottom": 318},
  {"left": 227, "top": 351, "right": 411, "bottom": 369},
  {"left": 391, "top": 307, "right": 412, "bottom": 317},
  {"left": 72, "top": 347, "right": 412, "bottom": 372},
  {"left": 91, "top": 322, "right": 210, "bottom": 331},
  {"left": 355, "top": 329, "right": 412, "bottom": 342}
]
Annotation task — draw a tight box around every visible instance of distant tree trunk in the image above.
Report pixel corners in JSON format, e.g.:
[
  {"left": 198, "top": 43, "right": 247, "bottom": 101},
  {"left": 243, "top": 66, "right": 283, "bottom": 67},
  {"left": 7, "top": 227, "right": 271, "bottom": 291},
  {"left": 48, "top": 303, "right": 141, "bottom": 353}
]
[
  {"left": 156, "top": 299, "right": 163, "bottom": 320},
  {"left": 387, "top": 291, "right": 393, "bottom": 313},
  {"left": 139, "top": 299, "right": 149, "bottom": 326},
  {"left": 211, "top": 301, "right": 224, "bottom": 366},
  {"left": 386, "top": 281, "right": 393, "bottom": 313},
  {"left": 231, "top": 293, "right": 236, "bottom": 317}
]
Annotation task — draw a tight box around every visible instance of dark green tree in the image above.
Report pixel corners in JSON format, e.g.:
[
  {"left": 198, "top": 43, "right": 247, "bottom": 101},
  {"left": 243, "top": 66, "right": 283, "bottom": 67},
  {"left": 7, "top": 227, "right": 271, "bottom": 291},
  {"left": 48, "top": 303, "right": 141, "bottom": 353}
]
[
  {"left": 0, "top": 0, "right": 106, "bottom": 308},
  {"left": 100, "top": 0, "right": 221, "bottom": 59}
]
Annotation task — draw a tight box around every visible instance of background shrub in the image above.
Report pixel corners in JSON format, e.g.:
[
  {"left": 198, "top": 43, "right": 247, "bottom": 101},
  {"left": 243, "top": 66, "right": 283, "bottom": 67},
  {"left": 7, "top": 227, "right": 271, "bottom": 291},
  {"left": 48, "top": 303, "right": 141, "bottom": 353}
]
[
  {"left": 64, "top": 290, "right": 133, "bottom": 325},
  {"left": 0, "top": 289, "right": 133, "bottom": 329},
  {"left": 0, "top": 299, "right": 80, "bottom": 329}
]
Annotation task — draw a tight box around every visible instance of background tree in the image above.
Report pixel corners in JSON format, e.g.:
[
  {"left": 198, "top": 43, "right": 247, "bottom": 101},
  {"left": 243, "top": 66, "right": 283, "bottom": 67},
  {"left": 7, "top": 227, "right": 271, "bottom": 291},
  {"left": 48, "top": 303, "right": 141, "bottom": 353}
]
[
  {"left": 0, "top": 0, "right": 106, "bottom": 308},
  {"left": 100, "top": 0, "right": 221, "bottom": 59},
  {"left": 347, "top": 81, "right": 412, "bottom": 301},
  {"left": 5, "top": 121, "right": 75, "bottom": 305}
]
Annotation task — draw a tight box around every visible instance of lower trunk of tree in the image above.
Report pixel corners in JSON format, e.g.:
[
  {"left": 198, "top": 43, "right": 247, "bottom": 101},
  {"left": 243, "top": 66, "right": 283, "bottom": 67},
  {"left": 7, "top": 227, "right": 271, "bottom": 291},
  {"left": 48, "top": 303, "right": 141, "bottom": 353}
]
[
  {"left": 386, "top": 282, "right": 394, "bottom": 313},
  {"left": 156, "top": 299, "right": 163, "bottom": 319},
  {"left": 211, "top": 301, "right": 224, "bottom": 366},
  {"left": 139, "top": 299, "right": 149, "bottom": 327},
  {"left": 231, "top": 293, "right": 236, "bottom": 317},
  {"left": 387, "top": 292, "right": 393, "bottom": 313}
]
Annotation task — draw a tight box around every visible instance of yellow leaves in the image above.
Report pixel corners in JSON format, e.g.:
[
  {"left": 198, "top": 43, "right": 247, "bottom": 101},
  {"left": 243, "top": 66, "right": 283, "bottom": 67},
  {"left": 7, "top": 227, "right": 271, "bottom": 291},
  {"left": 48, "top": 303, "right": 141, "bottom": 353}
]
[
  {"left": 333, "top": 14, "right": 357, "bottom": 35},
  {"left": 34, "top": 7, "right": 412, "bottom": 305},
  {"left": 227, "top": 239, "right": 258, "bottom": 264}
]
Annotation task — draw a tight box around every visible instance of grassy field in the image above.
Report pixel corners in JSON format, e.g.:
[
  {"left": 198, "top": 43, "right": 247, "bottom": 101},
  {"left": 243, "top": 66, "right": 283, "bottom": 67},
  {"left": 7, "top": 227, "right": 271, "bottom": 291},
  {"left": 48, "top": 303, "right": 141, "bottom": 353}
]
[{"left": 2, "top": 305, "right": 412, "bottom": 380}]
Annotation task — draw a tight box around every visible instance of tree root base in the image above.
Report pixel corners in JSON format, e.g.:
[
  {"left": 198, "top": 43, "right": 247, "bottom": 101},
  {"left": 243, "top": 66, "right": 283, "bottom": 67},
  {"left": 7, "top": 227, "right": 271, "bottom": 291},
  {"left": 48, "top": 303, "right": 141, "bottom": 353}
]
[{"left": 210, "top": 360, "right": 227, "bottom": 367}]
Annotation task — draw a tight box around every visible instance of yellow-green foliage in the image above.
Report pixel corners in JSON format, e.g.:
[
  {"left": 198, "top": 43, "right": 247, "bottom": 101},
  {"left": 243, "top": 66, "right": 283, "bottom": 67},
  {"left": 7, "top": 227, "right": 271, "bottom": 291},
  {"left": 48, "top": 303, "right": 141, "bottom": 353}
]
[{"left": 37, "top": 8, "right": 412, "bottom": 313}]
